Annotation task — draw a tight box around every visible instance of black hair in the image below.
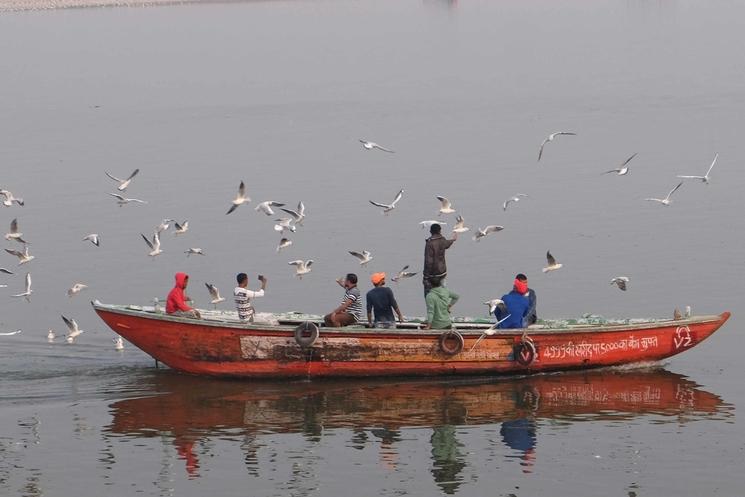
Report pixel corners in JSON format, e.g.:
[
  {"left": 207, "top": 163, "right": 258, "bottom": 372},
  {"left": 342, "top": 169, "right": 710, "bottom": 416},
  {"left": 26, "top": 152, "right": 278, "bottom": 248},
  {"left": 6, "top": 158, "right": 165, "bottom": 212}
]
[
  {"left": 237, "top": 273, "right": 248, "bottom": 284},
  {"left": 430, "top": 223, "right": 442, "bottom": 235},
  {"left": 428, "top": 276, "right": 442, "bottom": 287},
  {"left": 516, "top": 273, "right": 527, "bottom": 281},
  {"left": 346, "top": 273, "right": 358, "bottom": 284}
]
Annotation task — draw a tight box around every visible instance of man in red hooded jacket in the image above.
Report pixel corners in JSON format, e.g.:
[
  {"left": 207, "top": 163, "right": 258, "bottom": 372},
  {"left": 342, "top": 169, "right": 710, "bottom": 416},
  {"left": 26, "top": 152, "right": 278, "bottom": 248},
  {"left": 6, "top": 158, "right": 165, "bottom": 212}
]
[{"left": 166, "top": 272, "right": 201, "bottom": 319}]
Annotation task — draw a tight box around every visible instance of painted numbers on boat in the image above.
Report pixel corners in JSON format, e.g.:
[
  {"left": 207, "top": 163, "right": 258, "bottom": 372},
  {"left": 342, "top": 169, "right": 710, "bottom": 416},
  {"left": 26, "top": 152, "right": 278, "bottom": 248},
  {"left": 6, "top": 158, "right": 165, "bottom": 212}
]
[
  {"left": 541, "top": 335, "right": 659, "bottom": 360},
  {"left": 673, "top": 326, "right": 695, "bottom": 350}
]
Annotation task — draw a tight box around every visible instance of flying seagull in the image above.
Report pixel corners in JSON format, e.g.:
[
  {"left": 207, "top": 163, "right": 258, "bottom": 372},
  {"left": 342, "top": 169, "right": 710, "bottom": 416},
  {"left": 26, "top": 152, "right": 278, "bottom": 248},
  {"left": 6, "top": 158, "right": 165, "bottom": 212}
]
[
  {"left": 436, "top": 196, "right": 456, "bottom": 216},
  {"left": 538, "top": 132, "right": 576, "bottom": 161},
  {"left": 109, "top": 193, "right": 147, "bottom": 206},
  {"left": 603, "top": 153, "right": 637, "bottom": 176},
  {"left": 255, "top": 201, "right": 285, "bottom": 216},
  {"left": 677, "top": 153, "right": 718, "bottom": 185},
  {"left": 11, "top": 273, "right": 32, "bottom": 302},
  {"left": 276, "top": 238, "right": 292, "bottom": 252},
  {"left": 226, "top": 181, "right": 250, "bottom": 215},
  {"left": 473, "top": 225, "right": 504, "bottom": 242},
  {"left": 645, "top": 181, "right": 683, "bottom": 206},
  {"left": 0, "top": 190, "right": 24, "bottom": 207},
  {"left": 483, "top": 299, "right": 505, "bottom": 315},
  {"left": 503, "top": 194, "right": 529, "bottom": 211},
  {"left": 610, "top": 276, "right": 629, "bottom": 291},
  {"left": 105, "top": 168, "right": 139, "bottom": 191},
  {"left": 61, "top": 315, "right": 84, "bottom": 343},
  {"left": 274, "top": 218, "right": 297, "bottom": 234},
  {"left": 5, "top": 245, "right": 34, "bottom": 265},
  {"left": 542, "top": 251, "right": 563, "bottom": 273},
  {"left": 82, "top": 234, "right": 100, "bottom": 247},
  {"left": 155, "top": 219, "right": 174, "bottom": 234},
  {"left": 0, "top": 330, "right": 22, "bottom": 336},
  {"left": 452, "top": 215, "right": 469, "bottom": 233},
  {"left": 141, "top": 232, "right": 163, "bottom": 257},
  {"left": 281, "top": 201, "right": 306, "bottom": 226},
  {"left": 205, "top": 283, "right": 226, "bottom": 307},
  {"left": 349, "top": 250, "right": 374, "bottom": 266},
  {"left": 391, "top": 265, "right": 417, "bottom": 282},
  {"left": 67, "top": 283, "right": 88, "bottom": 297},
  {"left": 369, "top": 189, "right": 404, "bottom": 214},
  {"left": 173, "top": 221, "right": 189, "bottom": 235},
  {"left": 288, "top": 260, "right": 313, "bottom": 278},
  {"left": 4, "top": 218, "right": 26, "bottom": 243},
  {"left": 359, "top": 139, "right": 394, "bottom": 153},
  {"left": 185, "top": 248, "right": 205, "bottom": 257}
]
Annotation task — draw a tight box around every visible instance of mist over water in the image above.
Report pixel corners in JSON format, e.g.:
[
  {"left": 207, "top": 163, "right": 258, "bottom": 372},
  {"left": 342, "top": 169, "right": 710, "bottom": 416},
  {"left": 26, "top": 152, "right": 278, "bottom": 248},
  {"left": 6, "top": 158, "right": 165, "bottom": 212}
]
[{"left": 1, "top": 1, "right": 744, "bottom": 496}]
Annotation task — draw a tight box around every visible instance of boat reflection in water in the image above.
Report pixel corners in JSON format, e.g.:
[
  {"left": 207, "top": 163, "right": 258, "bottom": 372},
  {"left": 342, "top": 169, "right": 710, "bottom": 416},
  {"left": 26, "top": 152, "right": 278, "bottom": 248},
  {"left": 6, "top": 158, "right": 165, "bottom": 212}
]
[{"left": 106, "top": 367, "right": 730, "bottom": 491}]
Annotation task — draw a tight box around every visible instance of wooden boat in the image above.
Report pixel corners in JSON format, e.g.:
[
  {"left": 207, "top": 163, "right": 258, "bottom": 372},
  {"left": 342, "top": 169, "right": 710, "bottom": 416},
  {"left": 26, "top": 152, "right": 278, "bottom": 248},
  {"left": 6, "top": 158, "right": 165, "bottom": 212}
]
[{"left": 92, "top": 302, "right": 730, "bottom": 378}]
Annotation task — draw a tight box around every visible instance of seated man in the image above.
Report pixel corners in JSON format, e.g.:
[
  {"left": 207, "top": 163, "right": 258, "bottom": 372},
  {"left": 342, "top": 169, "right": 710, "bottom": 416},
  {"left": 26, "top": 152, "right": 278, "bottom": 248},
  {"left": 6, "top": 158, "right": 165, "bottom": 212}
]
[
  {"left": 423, "top": 276, "right": 459, "bottom": 330},
  {"left": 324, "top": 273, "right": 363, "bottom": 327},
  {"left": 495, "top": 277, "right": 530, "bottom": 329},
  {"left": 516, "top": 273, "right": 537, "bottom": 325},
  {"left": 366, "top": 272, "right": 404, "bottom": 328},
  {"left": 166, "top": 272, "right": 201, "bottom": 319},
  {"left": 234, "top": 273, "right": 267, "bottom": 322}
]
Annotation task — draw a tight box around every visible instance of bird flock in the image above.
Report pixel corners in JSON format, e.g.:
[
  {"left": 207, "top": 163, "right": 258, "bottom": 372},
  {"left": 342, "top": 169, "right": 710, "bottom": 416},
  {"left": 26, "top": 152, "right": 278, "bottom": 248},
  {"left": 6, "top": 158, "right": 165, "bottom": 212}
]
[{"left": 0, "top": 133, "right": 720, "bottom": 343}]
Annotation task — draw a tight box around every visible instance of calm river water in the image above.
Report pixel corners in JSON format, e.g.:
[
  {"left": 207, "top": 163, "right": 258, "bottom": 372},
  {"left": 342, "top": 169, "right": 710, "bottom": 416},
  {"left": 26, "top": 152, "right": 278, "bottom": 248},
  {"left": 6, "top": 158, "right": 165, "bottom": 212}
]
[{"left": 1, "top": 1, "right": 744, "bottom": 496}]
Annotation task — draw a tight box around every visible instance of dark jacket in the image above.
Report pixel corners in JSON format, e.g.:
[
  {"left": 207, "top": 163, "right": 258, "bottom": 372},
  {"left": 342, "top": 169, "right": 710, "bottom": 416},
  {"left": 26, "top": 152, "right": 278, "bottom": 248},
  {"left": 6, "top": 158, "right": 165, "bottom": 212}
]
[
  {"left": 525, "top": 289, "right": 537, "bottom": 325},
  {"left": 423, "top": 234, "right": 455, "bottom": 277},
  {"left": 495, "top": 290, "right": 530, "bottom": 329},
  {"left": 166, "top": 272, "right": 193, "bottom": 314}
]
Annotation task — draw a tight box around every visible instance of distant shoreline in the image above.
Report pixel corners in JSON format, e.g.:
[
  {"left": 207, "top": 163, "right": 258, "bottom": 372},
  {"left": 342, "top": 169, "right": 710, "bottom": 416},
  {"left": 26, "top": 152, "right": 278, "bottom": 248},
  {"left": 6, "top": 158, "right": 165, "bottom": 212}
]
[{"left": 0, "top": 0, "right": 238, "bottom": 12}]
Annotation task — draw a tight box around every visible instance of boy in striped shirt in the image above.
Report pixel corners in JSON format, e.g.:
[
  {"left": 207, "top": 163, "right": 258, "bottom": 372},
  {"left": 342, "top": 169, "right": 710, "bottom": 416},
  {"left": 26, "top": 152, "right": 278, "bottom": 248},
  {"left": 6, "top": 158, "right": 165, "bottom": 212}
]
[
  {"left": 234, "top": 273, "right": 267, "bottom": 322},
  {"left": 323, "top": 273, "right": 362, "bottom": 327}
]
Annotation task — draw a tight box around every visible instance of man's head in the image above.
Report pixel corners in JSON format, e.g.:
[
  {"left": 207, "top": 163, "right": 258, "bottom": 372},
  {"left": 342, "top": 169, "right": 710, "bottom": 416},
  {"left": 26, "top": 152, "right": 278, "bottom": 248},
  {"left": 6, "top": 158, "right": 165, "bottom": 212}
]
[
  {"left": 371, "top": 272, "right": 386, "bottom": 287},
  {"left": 428, "top": 276, "right": 442, "bottom": 288},
  {"left": 345, "top": 273, "right": 358, "bottom": 288},
  {"left": 237, "top": 273, "right": 248, "bottom": 286},
  {"left": 514, "top": 276, "right": 528, "bottom": 295},
  {"left": 430, "top": 223, "right": 442, "bottom": 235},
  {"left": 175, "top": 272, "right": 189, "bottom": 289}
]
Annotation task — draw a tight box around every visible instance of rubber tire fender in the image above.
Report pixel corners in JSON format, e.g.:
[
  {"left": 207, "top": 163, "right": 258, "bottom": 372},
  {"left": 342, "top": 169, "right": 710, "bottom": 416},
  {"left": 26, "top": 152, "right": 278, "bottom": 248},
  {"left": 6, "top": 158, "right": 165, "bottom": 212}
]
[
  {"left": 294, "top": 321, "right": 320, "bottom": 348},
  {"left": 439, "top": 330, "right": 465, "bottom": 356}
]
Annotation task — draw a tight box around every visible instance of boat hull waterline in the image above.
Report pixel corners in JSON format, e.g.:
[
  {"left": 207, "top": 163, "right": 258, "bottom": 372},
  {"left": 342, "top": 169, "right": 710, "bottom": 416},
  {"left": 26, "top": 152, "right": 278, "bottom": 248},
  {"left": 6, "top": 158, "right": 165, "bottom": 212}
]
[{"left": 93, "top": 303, "right": 730, "bottom": 378}]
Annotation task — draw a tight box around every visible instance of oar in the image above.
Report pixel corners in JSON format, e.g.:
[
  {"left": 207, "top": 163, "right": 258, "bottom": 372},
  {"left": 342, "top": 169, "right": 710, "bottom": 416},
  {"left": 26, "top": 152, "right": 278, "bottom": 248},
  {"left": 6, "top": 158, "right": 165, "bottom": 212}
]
[{"left": 469, "top": 315, "right": 511, "bottom": 352}]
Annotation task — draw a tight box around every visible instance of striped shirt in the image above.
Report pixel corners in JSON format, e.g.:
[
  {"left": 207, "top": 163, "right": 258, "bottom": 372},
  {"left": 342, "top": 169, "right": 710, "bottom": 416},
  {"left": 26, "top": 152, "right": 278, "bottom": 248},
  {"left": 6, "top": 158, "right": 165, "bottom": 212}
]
[
  {"left": 342, "top": 286, "right": 362, "bottom": 321},
  {"left": 234, "top": 287, "right": 265, "bottom": 321}
]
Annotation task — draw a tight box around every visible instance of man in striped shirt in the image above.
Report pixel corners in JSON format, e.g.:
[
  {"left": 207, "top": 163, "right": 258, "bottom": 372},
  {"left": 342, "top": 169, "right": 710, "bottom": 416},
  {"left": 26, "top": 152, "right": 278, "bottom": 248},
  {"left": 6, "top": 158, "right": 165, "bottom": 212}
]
[
  {"left": 234, "top": 273, "right": 267, "bottom": 322},
  {"left": 323, "top": 273, "right": 362, "bottom": 327}
]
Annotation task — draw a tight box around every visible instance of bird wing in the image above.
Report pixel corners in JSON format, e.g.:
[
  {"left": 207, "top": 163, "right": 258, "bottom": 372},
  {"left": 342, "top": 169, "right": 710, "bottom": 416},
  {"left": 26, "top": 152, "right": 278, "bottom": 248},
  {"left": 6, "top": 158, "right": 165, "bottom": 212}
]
[
  {"left": 622, "top": 153, "right": 638, "bottom": 167},
  {"left": 24, "top": 273, "right": 31, "bottom": 293},
  {"left": 105, "top": 171, "right": 124, "bottom": 182},
  {"left": 436, "top": 196, "right": 451, "bottom": 209},
  {"left": 5, "top": 249, "right": 22, "bottom": 258},
  {"left": 348, "top": 251, "right": 365, "bottom": 260},
  {"left": 238, "top": 181, "right": 246, "bottom": 198},
  {"left": 152, "top": 232, "right": 160, "bottom": 250},
  {"left": 546, "top": 251, "right": 556, "bottom": 266},
  {"left": 0, "top": 268, "right": 13, "bottom": 274},
  {"left": 305, "top": 260, "right": 314, "bottom": 267},
  {"left": 376, "top": 145, "right": 395, "bottom": 153},
  {"left": 391, "top": 189, "right": 404, "bottom": 206},
  {"left": 174, "top": 222, "right": 183, "bottom": 231},
  {"left": 280, "top": 208, "right": 301, "bottom": 221},
  {"left": 602, "top": 168, "right": 620, "bottom": 175},
  {"left": 108, "top": 193, "right": 125, "bottom": 201},
  {"left": 140, "top": 234, "right": 154, "bottom": 250},
  {"left": 666, "top": 181, "right": 684, "bottom": 199},
  {"left": 537, "top": 139, "right": 548, "bottom": 161},
  {"left": 126, "top": 169, "right": 140, "bottom": 181},
  {"left": 61, "top": 315, "right": 76, "bottom": 332},
  {"left": 676, "top": 175, "right": 704, "bottom": 180},
  {"left": 268, "top": 201, "right": 285, "bottom": 207},
  {"left": 705, "top": 153, "right": 718, "bottom": 176},
  {"left": 296, "top": 201, "right": 305, "bottom": 216},
  {"left": 226, "top": 203, "right": 239, "bottom": 215},
  {"left": 288, "top": 260, "right": 304, "bottom": 266},
  {"left": 9, "top": 218, "right": 18, "bottom": 234},
  {"left": 205, "top": 283, "right": 218, "bottom": 299},
  {"left": 554, "top": 132, "right": 577, "bottom": 137},
  {"left": 369, "top": 200, "right": 390, "bottom": 208},
  {"left": 484, "top": 225, "right": 504, "bottom": 234}
]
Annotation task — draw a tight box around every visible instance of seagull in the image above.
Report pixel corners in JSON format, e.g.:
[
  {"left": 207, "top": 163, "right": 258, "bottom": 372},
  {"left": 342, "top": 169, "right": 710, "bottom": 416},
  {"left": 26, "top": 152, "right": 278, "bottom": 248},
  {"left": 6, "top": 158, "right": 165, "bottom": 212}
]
[
  {"left": 677, "top": 153, "right": 718, "bottom": 184},
  {"left": 503, "top": 193, "right": 529, "bottom": 211},
  {"left": 11, "top": 273, "right": 32, "bottom": 302},
  {"left": 538, "top": 131, "right": 576, "bottom": 161},
  {"left": 420, "top": 220, "right": 446, "bottom": 229},
  {"left": 185, "top": 248, "right": 205, "bottom": 257},
  {"left": 543, "top": 251, "right": 563, "bottom": 273},
  {"left": 47, "top": 329, "right": 55, "bottom": 342},
  {"left": 391, "top": 265, "right": 417, "bottom": 282},
  {"left": 155, "top": 219, "right": 174, "bottom": 234},
  {"left": 0, "top": 189, "right": 24, "bottom": 207},
  {"left": 114, "top": 336, "right": 124, "bottom": 351},
  {"left": 255, "top": 201, "right": 285, "bottom": 216},
  {"left": 610, "top": 276, "right": 629, "bottom": 291},
  {"left": 359, "top": 139, "right": 394, "bottom": 153},
  {"left": 173, "top": 221, "right": 189, "bottom": 235},
  {"left": 5, "top": 218, "right": 27, "bottom": 243},
  {"left": 483, "top": 299, "right": 505, "bottom": 315},
  {"left": 108, "top": 193, "right": 147, "bottom": 206},
  {"left": 0, "top": 330, "right": 22, "bottom": 336},
  {"left": 0, "top": 268, "right": 13, "bottom": 275},
  {"left": 82, "top": 234, "right": 100, "bottom": 247},
  {"left": 349, "top": 250, "right": 373, "bottom": 266},
  {"left": 603, "top": 153, "right": 637, "bottom": 176},
  {"left": 469, "top": 314, "right": 512, "bottom": 351},
  {"left": 62, "top": 315, "right": 84, "bottom": 343},
  {"left": 288, "top": 260, "right": 313, "bottom": 278},
  {"left": 67, "top": 283, "right": 88, "bottom": 297},
  {"left": 205, "top": 283, "right": 225, "bottom": 307},
  {"left": 277, "top": 238, "right": 292, "bottom": 252},
  {"left": 105, "top": 168, "right": 139, "bottom": 191},
  {"left": 226, "top": 181, "right": 250, "bottom": 215},
  {"left": 472, "top": 225, "right": 504, "bottom": 242},
  {"left": 645, "top": 181, "right": 683, "bottom": 206},
  {"left": 452, "top": 215, "right": 469, "bottom": 233},
  {"left": 141, "top": 232, "right": 163, "bottom": 257},
  {"left": 369, "top": 189, "right": 404, "bottom": 215},
  {"left": 436, "top": 196, "right": 456, "bottom": 215},
  {"left": 281, "top": 201, "right": 306, "bottom": 226},
  {"left": 5, "top": 245, "right": 34, "bottom": 265},
  {"left": 274, "top": 218, "right": 297, "bottom": 234}
]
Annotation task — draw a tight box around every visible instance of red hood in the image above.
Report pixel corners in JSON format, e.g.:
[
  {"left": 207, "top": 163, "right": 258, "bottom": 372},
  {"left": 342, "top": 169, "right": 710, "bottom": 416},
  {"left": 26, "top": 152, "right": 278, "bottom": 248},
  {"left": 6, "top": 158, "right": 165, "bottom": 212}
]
[{"left": 174, "top": 272, "right": 189, "bottom": 289}]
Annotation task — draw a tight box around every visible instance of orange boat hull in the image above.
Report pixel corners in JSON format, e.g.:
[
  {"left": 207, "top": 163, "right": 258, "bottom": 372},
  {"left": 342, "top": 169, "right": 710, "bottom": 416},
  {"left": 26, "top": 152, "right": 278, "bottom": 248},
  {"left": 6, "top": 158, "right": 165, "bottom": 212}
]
[{"left": 93, "top": 303, "right": 730, "bottom": 378}]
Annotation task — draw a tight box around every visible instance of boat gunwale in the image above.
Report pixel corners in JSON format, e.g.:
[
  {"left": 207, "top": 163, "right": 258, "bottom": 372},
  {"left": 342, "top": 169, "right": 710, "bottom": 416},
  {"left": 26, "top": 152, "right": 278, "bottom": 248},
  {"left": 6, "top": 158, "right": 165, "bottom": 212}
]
[{"left": 92, "top": 302, "right": 730, "bottom": 337}]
